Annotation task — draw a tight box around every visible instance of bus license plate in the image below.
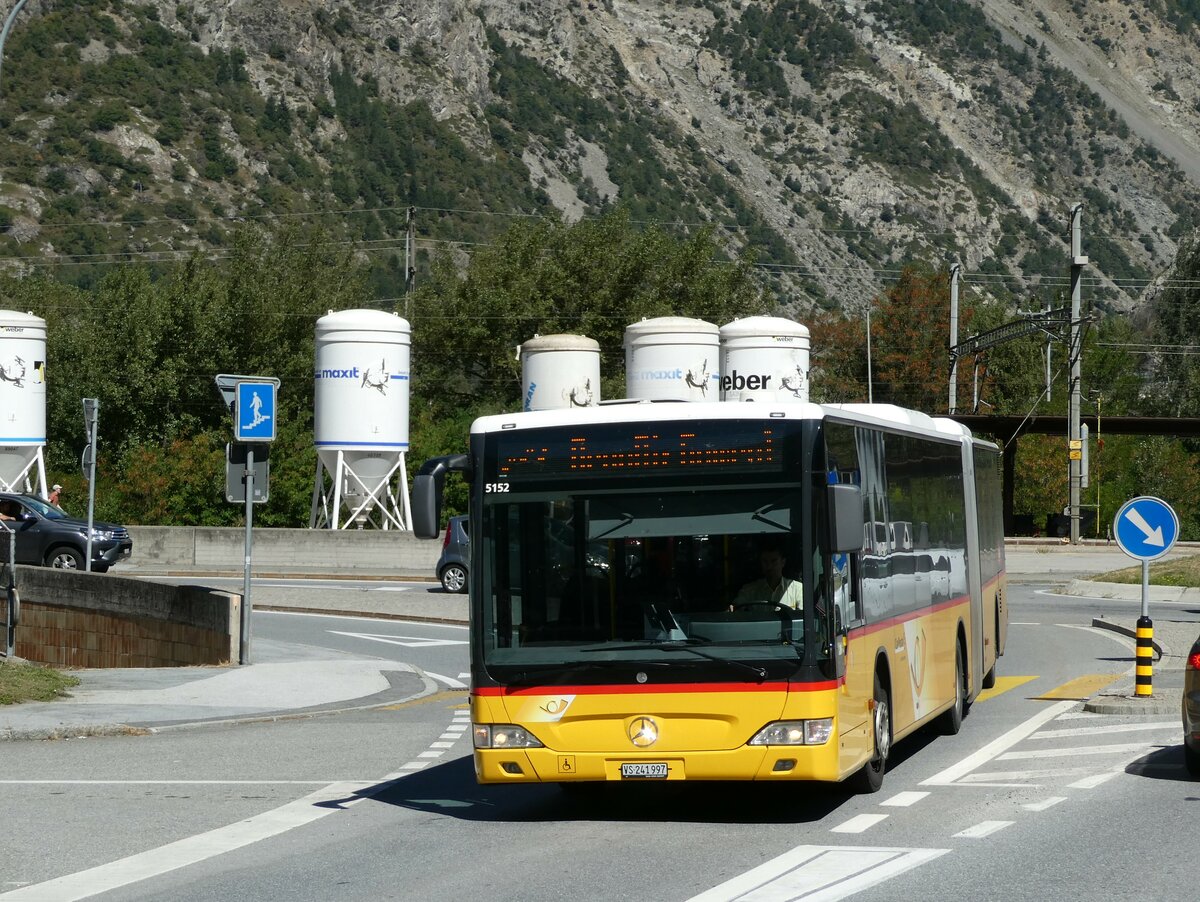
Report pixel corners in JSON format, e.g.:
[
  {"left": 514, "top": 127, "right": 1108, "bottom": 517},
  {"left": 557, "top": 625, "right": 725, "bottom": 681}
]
[{"left": 621, "top": 762, "right": 668, "bottom": 779}]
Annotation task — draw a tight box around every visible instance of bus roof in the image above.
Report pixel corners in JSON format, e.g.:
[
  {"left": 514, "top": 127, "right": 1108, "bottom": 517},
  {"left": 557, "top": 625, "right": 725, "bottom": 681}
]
[{"left": 471, "top": 401, "right": 975, "bottom": 441}]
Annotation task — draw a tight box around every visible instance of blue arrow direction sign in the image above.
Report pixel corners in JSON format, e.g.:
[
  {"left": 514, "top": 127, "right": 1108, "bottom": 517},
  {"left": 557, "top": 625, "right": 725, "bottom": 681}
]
[
  {"left": 1113, "top": 496, "right": 1179, "bottom": 562},
  {"left": 234, "top": 380, "right": 278, "bottom": 442}
]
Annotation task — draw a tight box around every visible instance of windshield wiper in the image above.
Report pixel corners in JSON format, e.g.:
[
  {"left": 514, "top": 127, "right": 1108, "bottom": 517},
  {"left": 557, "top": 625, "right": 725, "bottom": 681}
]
[
  {"left": 504, "top": 659, "right": 666, "bottom": 686},
  {"left": 581, "top": 640, "right": 769, "bottom": 682}
]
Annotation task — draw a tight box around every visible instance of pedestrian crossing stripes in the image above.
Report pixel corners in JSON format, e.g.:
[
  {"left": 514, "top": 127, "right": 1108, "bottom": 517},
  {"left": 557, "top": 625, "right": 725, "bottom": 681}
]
[
  {"left": 927, "top": 693, "right": 1182, "bottom": 790},
  {"left": 686, "top": 845, "right": 950, "bottom": 902}
]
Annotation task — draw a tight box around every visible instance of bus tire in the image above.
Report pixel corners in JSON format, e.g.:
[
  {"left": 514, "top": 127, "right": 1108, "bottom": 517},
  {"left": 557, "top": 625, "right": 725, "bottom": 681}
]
[
  {"left": 982, "top": 608, "right": 1000, "bottom": 689},
  {"left": 853, "top": 672, "right": 890, "bottom": 794},
  {"left": 939, "top": 640, "right": 965, "bottom": 735}
]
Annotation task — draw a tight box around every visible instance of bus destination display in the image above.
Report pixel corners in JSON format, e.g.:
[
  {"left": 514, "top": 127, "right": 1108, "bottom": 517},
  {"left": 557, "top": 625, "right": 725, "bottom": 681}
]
[{"left": 491, "top": 422, "right": 789, "bottom": 482}]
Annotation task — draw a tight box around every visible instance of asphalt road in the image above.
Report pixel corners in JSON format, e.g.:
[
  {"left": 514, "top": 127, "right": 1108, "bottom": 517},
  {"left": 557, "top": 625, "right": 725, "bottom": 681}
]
[{"left": 3, "top": 577, "right": 1197, "bottom": 901}]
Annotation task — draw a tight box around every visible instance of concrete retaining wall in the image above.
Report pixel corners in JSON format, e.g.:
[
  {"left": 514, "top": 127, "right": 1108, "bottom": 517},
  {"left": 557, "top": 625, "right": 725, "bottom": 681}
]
[
  {"left": 126, "top": 526, "right": 442, "bottom": 577},
  {"left": 11, "top": 567, "right": 239, "bottom": 667}
]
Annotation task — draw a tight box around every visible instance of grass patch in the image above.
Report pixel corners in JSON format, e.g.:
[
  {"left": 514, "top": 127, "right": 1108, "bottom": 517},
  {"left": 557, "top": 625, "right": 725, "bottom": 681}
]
[
  {"left": 1092, "top": 554, "right": 1200, "bottom": 587},
  {"left": 0, "top": 660, "right": 80, "bottom": 705}
]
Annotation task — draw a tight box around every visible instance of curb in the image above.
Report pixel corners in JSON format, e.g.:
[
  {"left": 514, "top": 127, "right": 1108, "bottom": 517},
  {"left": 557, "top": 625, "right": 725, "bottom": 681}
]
[
  {"left": 1065, "top": 579, "right": 1200, "bottom": 602},
  {"left": 255, "top": 604, "right": 468, "bottom": 626},
  {"left": 1083, "top": 617, "right": 1179, "bottom": 715},
  {"left": 1089, "top": 617, "right": 1168, "bottom": 660},
  {"left": 0, "top": 665, "right": 454, "bottom": 742},
  {"left": 119, "top": 569, "right": 438, "bottom": 583},
  {"left": 1083, "top": 688, "right": 1181, "bottom": 716}
]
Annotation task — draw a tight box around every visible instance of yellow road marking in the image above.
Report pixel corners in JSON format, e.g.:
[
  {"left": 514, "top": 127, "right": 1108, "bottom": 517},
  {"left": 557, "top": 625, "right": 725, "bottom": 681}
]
[
  {"left": 1032, "top": 673, "right": 1124, "bottom": 700},
  {"left": 378, "top": 690, "right": 468, "bottom": 711},
  {"left": 975, "top": 675, "right": 1035, "bottom": 702}
]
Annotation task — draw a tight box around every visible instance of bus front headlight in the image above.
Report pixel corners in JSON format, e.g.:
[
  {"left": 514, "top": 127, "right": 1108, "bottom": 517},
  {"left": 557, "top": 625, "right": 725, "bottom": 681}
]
[
  {"left": 748, "top": 718, "right": 833, "bottom": 746},
  {"left": 473, "top": 724, "right": 544, "bottom": 749}
]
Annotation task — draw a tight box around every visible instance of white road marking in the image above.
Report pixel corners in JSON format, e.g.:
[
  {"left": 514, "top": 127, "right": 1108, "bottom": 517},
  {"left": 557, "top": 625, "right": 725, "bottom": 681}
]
[
  {"left": 0, "top": 704, "right": 469, "bottom": 902},
  {"left": 954, "top": 821, "right": 1013, "bottom": 839},
  {"left": 1068, "top": 772, "right": 1120, "bottom": 789},
  {"left": 439, "top": 732, "right": 464, "bottom": 740},
  {"left": 458, "top": 672, "right": 471, "bottom": 680},
  {"left": 1032, "top": 722, "right": 1179, "bottom": 739},
  {"left": 686, "top": 845, "right": 949, "bottom": 902},
  {"left": 0, "top": 780, "right": 366, "bottom": 786},
  {"left": 427, "top": 671, "right": 468, "bottom": 689},
  {"left": 922, "top": 699, "right": 1077, "bottom": 785},
  {"left": 1023, "top": 797, "right": 1067, "bottom": 811},
  {"left": 431, "top": 741, "right": 456, "bottom": 749},
  {"left": 956, "top": 766, "right": 1092, "bottom": 784},
  {"left": 831, "top": 814, "right": 888, "bottom": 834},
  {"left": 998, "top": 742, "right": 1155, "bottom": 760},
  {"left": 328, "top": 630, "right": 468, "bottom": 648},
  {"left": 880, "top": 791, "right": 929, "bottom": 807},
  {"left": 0, "top": 780, "right": 377, "bottom": 901}
]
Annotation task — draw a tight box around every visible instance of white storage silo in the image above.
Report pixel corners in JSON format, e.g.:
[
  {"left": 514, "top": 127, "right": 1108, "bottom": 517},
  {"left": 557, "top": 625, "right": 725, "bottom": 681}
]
[
  {"left": 0, "top": 310, "right": 48, "bottom": 495},
  {"left": 309, "top": 309, "right": 412, "bottom": 530},
  {"left": 719, "top": 316, "right": 811, "bottom": 403},
  {"left": 624, "top": 316, "right": 720, "bottom": 402},
  {"left": 519, "top": 334, "right": 601, "bottom": 411}
]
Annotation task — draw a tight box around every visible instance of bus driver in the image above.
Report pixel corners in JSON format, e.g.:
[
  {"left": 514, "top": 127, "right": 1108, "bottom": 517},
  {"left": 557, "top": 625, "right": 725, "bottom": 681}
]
[{"left": 734, "top": 543, "right": 803, "bottom": 610}]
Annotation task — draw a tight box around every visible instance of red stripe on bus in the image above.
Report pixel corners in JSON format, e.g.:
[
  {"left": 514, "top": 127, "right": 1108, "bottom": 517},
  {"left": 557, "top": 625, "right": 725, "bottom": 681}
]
[
  {"left": 846, "top": 595, "right": 969, "bottom": 640},
  {"left": 474, "top": 679, "right": 841, "bottom": 697}
]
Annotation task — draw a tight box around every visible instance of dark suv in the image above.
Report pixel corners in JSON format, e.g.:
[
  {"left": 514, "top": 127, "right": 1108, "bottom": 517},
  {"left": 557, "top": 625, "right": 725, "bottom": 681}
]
[
  {"left": 436, "top": 515, "right": 468, "bottom": 593},
  {"left": 0, "top": 492, "right": 133, "bottom": 572}
]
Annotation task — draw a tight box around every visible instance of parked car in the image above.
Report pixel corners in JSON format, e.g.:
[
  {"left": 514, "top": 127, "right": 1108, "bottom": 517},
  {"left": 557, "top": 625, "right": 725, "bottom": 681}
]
[
  {"left": 0, "top": 492, "right": 132, "bottom": 572},
  {"left": 436, "top": 515, "right": 468, "bottom": 593},
  {"left": 1184, "top": 633, "right": 1200, "bottom": 776}
]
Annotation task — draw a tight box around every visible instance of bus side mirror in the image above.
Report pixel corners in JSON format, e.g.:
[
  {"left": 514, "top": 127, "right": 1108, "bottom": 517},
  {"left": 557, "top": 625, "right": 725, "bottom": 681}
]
[
  {"left": 412, "top": 454, "right": 469, "bottom": 539},
  {"left": 828, "top": 484, "right": 864, "bottom": 554},
  {"left": 411, "top": 475, "right": 441, "bottom": 539}
]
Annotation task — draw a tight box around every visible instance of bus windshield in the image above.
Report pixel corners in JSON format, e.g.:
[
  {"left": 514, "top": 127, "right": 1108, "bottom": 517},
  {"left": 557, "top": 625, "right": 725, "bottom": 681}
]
[{"left": 479, "top": 484, "right": 826, "bottom": 682}]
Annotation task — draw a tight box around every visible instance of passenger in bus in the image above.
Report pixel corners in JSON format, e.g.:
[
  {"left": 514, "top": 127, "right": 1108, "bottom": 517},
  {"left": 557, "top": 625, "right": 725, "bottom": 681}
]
[{"left": 733, "top": 544, "right": 803, "bottom": 610}]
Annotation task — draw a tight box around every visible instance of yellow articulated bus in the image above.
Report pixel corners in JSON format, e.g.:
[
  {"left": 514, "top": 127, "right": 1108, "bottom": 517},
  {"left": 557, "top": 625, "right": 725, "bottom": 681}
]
[{"left": 413, "top": 401, "right": 1006, "bottom": 793}]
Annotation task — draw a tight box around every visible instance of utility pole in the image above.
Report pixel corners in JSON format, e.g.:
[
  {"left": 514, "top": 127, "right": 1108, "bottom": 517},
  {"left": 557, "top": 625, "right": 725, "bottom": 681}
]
[
  {"left": 1068, "top": 203, "right": 1087, "bottom": 544},
  {"left": 404, "top": 206, "right": 415, "bottom": 319},
  {"left": 948, "top": 262, "right": 961, "bottom": 414},
  {"left": 866, "top": 301, "right": 874, "bottom": 404}
]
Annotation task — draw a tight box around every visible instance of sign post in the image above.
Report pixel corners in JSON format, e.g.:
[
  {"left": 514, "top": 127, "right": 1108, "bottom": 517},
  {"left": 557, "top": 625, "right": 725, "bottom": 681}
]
[
  {"left": 1113, "top": 495, "right": 1179, "bottom": 698},
  {"left": 214, "top": 375, "right": 279, "bottom": 665},
  {"left": 82, "top": 398, "right": 99, "bottom": 571}
]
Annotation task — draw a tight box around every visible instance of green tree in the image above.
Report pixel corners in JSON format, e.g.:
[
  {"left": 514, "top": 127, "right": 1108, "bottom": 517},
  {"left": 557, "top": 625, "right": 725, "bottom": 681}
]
[{"left": 1149, "top": 232, "right": 1200, "bottom": 415}]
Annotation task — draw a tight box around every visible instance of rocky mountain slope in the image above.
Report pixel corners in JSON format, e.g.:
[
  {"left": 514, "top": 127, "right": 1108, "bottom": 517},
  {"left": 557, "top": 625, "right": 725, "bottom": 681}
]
[{"left": 2, "top": 0, "right": 1199, "bottom": 315}]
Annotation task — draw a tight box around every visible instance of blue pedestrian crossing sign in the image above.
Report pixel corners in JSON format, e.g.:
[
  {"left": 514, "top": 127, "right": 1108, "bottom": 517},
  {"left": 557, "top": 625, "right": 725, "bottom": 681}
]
[
  {"left": 234, "top": 380, "right": 278, "bottom": 443},
  {"left": 1113, "top": 495, "right": 1179, "bottom": 562}
]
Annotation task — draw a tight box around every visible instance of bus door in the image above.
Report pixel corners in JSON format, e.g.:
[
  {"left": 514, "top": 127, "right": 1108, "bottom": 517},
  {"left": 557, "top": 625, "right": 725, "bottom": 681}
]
[{"left": 825, "top": 421, "right": 874, "bottom": 775}]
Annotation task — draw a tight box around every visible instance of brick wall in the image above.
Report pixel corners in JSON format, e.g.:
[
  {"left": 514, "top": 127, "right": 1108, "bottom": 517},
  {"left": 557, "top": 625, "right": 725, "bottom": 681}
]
[{"left": 7, "top": 567, "right": 239, "bottom": 667}]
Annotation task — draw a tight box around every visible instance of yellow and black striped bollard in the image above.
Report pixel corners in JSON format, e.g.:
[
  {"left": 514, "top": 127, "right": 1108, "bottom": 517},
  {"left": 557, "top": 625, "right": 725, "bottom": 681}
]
[{"left": 1135, "top": 615, "right": 1154, "bottom": 698}]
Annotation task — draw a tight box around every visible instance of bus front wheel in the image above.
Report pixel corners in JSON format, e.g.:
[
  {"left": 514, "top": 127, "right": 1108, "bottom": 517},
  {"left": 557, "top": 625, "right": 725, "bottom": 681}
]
[
  {"left": 939, "top": 640, "right": 965, "bottom": 735},
  {"left": 853, "top": 673, "right": 890, "bottom": 794}
]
